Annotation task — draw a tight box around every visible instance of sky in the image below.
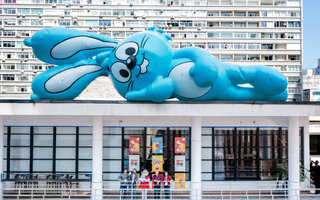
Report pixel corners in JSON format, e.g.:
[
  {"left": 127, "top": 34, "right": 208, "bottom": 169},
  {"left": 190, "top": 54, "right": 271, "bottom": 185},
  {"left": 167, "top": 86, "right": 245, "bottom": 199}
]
[{"left": 303, "top": 0, "right": 320, "bottom": 68}]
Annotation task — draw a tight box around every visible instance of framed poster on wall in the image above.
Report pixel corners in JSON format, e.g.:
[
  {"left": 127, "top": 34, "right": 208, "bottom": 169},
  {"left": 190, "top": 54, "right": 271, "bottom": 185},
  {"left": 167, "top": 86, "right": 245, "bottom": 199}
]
[
  {"left": 129, "top": 155, "right": 140, "bottom": 171},
  {"left": 174, "top": 173, "right": 186, "bottom": 189},
  {"left": 152, "top": 155, "right": 163, "bottom": 171},
  {"left": 175, "top": 137, "right": 186, "bottom": 154},
  {"left": 152, "top": 137, "right": 163, "bottom": 154},
  {"left": 129, "top": 137, "right": 140, "bottom": 154},
  {"left": 175, "top": 155, "right": 186, "bottom": 172}
]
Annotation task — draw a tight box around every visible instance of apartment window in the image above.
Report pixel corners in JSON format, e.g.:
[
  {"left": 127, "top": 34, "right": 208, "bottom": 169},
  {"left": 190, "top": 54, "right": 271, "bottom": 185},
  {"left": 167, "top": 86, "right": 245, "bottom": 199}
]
[
  {"left": 261, "top": 33, "right": 273, "bottom": 39},
  {"left": 288, "top": 33, "right": 300, "bottom": 39},
  {"left": 248, "top": 12, "right": 259, "bottom": 17},
  {"left": 31, "top": 19, "right": 43, "bottom": 26},
  {"left": 180, "top": 21, "right": 193, "bottom": 27},
  {"left": 99, "top": 20, "right": 111, "bottom": 26},
  {"left": 248, "top": 43, "right": 260, "bottom": 49},
  {"left": 288, "top": 65, "right": 301, "bottom": 72},
  {"left": 275, "top": 21, "right": 287, "bottom": 28},
  {"left": 153, "top": 20, "right": 167, "bottom": 27},
  {"left": 207, "top": 11, "right": 219, "bottom": 16},
  {"left": 221, "top": 22, "right": 232, "bottom": 28},
  {"left": 235, "top": 11, "right": 246, "bottom": 17},
  {"left": 58, "top": 20, "right": 71, "bottom": 26},
  {"left": 3, "top": 30, "right": 15, "bottom": 36},
  {"left": 207, "top": 43, "right": 220, "bottom": 49},
  {"left": 85, "top": 20, "right": 99, "bottom": 26},
  {"left": 288, "top": 21, "right": 301, "bottom": 28},
  {"left": 288, "top": 55, "right": 300, "bottom": 61},
  {"left": 207, "top": 22, "right": 219, "bottom": 27},
  {"left": 31, "top": 65, "right": 42, "bottom": 70},
  {"left": 31, "top": 8, "right": 43, "bottom": 15},
  {"left": 288, "top": 11, "right": 300, "bottom": 17},
  {"left": 17, "top": 87, "right": 28, "bottom": 93},
  {"left": 248, "top": 22, "right": 259, "bottom": 28},
  {"left": 45, "top": 0, "right": 57, "bottom": 3},
  {"left": 221, "top": 11, "right": 232, "bottom": 17},
  {"left": 234, "top": 43, "right": 246, "bottom": 50},
  {"left": 4, "top": 19, "right": 16, "bottom": 26},
  {"left": 248, "top": 33, "right": 259, "bottom": 38},
  {"left": 234, "top": 55, "right": 246, "bottom": 61},
  {"left": 262, "top": 55, "right": 273, "bottom": 61},
  {"left": 248, "top": 55, "right": 260, "bottom": 61},
  {"left": 180, "top": 43, "right": 192, "bottom": 48},
  {"left": 4, "top": 9, "right": 16, "bottom": 15},
  {"left": 112, "top": 31, "right": 125, "bottom": 38},
  {"left": 221, "top": 32, "right": 232, "bottom": 38},
  {"left": 288, "top": 77, "right": 300, "bottom": 83},
  {"left": 234, "top": 33, "right": 247, "bottom": 38},
  {"left": 3, "top": 74, "right": 15, "bottom": 81},
  {"left": 16, "top": 64, "right": 29, "bottom": 70},
  {"left": 221, "top": 0, "right": 232, "bottom": 5},
  {"left": 261, "top": 44, "right": 274, "bottom": 50},
  {"left": 17, "top": 53, "right": 29, "bottom": 59},
  {"left": 194, "top": 21, "right": 206, "bottom": 27},
  {"left": 17, "top": 8, "right": 30, "bottom": 15},
  {"left": 3, "top": 41, "right": 15, "bottom": 48},
  {"left": 221, "top": 55, "right": 233, "bottom": 61},
  {"left": 221, "top": 43, "right": 233, "bottom": 49},
  {"left": 234, "top": 22, "right": 246, "bottom": 28},
  {"left": 2, "top": 64, "right": 15, "bottom": 70}
]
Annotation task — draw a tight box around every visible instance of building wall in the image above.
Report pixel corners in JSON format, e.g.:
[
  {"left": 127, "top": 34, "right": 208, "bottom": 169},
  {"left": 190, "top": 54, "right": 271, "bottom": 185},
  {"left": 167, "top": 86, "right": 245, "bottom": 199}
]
[{"left": 0, "top": 0, "right": 303, "bottom": 101}]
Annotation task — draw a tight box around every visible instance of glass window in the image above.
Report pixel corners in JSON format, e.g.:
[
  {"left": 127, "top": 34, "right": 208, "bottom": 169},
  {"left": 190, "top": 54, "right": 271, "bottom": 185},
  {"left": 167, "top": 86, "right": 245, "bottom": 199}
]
[
  {"left": 33, "top": 148, "right": 52, "bottom": 159},
  {"left": 34, "top": 135, "right": 53, "bottom": 146},
  {"left": 11, "top": 147, "right": 30, "bottom": 159},
  {"left": 33, "top": 160, "right": 53, "bottom": 172},
  {"left": 56, "top": 148, "right": 76, "bottom": 159},
  {"left": 56, "top": 160, "right": 75, "bottom": 172},
  {"left": 56, "top": 135, "right": 76, "bottom": 146},
  {"left": 11, "top": 135, "right": 30, "bottom": 146},
  {"left": 10, "top": 160, "right": 29, "bottom": 172}
]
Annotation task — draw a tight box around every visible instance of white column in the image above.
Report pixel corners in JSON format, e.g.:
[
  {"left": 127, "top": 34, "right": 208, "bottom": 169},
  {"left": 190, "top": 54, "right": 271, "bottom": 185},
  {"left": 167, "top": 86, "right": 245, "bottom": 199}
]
[
  {"left": 288, "top": 116, "right": 300, "bottom": 200},
  {"left": 0, "top": 116, "right": 3, "bottom": 200},
  {"left": 92, "top": 116, "right": 103, "bottom": 200},
  {"left": 302, "top": 117, "right": 310, "bottom": 188},
  {"left": 191, "top": 117, "right": 201, "bottom": 200}
]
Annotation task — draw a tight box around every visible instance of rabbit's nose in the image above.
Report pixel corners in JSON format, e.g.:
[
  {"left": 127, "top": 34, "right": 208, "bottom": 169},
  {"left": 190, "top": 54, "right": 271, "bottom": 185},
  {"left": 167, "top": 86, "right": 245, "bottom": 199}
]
[{"left": 126, "top": 56, "right": 136, "bottom": 70}]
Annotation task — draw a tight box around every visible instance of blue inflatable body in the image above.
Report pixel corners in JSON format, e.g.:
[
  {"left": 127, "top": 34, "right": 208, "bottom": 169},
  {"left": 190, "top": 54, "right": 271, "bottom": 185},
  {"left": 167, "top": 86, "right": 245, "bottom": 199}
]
[{"left": 25, "top": 27, "right": 288, "bottom": 102}]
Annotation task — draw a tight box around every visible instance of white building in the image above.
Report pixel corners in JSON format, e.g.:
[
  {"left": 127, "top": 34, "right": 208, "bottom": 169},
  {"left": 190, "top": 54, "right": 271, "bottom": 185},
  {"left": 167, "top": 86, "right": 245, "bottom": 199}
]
[
  {"left": 0, "top": 100, "right": 317, "bottom": 199},
  {"left": 0, "top": 0, "right": 303, "bottom": 101}
]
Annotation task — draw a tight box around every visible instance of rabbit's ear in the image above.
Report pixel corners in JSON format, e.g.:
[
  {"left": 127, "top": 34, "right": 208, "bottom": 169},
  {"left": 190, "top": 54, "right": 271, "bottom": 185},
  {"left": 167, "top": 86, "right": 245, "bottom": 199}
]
[{"left": 24, "top": 27, "right": 118, "bottom": 65}]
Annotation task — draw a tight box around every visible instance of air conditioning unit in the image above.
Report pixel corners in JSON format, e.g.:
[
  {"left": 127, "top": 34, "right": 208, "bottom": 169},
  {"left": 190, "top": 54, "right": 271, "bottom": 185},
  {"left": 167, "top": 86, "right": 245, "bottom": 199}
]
[
  {"left": 21, "top": 70, "right": 25, "bottom": 73},
  {"left": 61, "top": 14, "right": 65, "bottom": 18},
  {"left": 38, "top": 14, "right": 42, "bottom": 18},
  {"left": 142, "top": 15, "right": 146, "bottom": 19},
  {"left": 22, "top": 14, "right": 26, "bottom": 18},
  {"left": 66, "top": 3, "right": 71, "bottom": 7},
  {"left": 133, "top": 15, "right": 137, "bottom": 19},
  {"left": 1, "top": 59, "right": 5, "bottom": 62},
  {"left": 0, "top": 25, "right": 5, "bottom": 30},
  {"left": 80, "top": 4, "right": 84, "bottom": 7},
  {"left": 198, "top": 27, "right": 201, "bottom": 31},
  {"left": 52, "top": 3, "right": 56, "bottom": 7},
  {"left": 24, "top": 59, "right": 28, "bottom": 62}
]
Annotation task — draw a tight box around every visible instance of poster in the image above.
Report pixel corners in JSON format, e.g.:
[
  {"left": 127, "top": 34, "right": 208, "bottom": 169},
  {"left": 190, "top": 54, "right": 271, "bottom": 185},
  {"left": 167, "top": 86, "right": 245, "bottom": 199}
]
[
  {"left": 129, "top": 137, "right": 140, "bottom": 154},
  {"left": 175, "top": 137, "right": 186, "bottom": 154},
  {"left": 175, "top": 155, "right": 186, "bottom": 172},
  {"left": 152, "top": 155, "right": 163, "bottom": 171},
  {"left": 129, "top": 155, "right": 140, "bottom": 171},
  {"left": 152, "top": 137, "right": 163, "bottom": 154},
  {"left": 174, "top": 173, "right": 186, "bottom": 189}
]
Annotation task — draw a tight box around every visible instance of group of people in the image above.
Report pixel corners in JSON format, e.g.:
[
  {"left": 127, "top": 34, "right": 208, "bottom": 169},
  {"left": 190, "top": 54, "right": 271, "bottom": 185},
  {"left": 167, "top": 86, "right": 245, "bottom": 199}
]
[
  {"left": 117, "top": 168, "right": 173, "bottom": 199},
  {"left": 310, "top": 160, "right": 320, "bottom": 193}
]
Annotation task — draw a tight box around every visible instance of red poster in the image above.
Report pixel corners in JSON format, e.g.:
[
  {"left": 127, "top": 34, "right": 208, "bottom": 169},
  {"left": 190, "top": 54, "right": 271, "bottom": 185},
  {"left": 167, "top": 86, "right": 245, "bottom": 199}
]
[
  {"left": 129, "top": 137, "right": 140, "bottom": 154},
  {"left": 175, "top": 137, "right": 186, "bottom": 154}
]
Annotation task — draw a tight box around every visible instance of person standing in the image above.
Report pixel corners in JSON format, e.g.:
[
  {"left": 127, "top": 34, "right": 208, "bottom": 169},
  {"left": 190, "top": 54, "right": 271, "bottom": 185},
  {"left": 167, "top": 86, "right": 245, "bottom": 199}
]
[
  {"left": 314, "top": 161, "right": 320, "bottom": 194},
  {"left": 163, "top": 172, "right": 173, "bottom": 199},
  {"left": 139, "top": 169, "right": 150, "bottom": 199},
  {"left": 152, "top": 170, "right": 163, "bottom": 199},
  {"left": 129, "top": 169, "right": 138, "bottom": 199},
  {"left": 118, "top": 168, "right": 129, "bottom": 199}
]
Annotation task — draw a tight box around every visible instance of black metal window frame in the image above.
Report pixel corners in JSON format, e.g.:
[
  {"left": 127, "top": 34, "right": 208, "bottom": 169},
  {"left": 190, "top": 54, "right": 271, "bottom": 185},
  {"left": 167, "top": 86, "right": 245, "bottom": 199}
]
[
  {"left": 102, "top": 126, "right": 191, "bottom": 181},
  {"left": 3, "top": 125, "right": 92, "bottom": 181},
  {"left": 201, "top": 126, "right": 304, "bottom": 181}
]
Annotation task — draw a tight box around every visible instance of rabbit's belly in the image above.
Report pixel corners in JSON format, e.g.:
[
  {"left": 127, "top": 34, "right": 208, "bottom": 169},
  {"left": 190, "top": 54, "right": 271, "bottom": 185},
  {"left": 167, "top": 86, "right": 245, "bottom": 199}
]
[{"left": 168, "top": 62, "right": 211, "bottom": 99}]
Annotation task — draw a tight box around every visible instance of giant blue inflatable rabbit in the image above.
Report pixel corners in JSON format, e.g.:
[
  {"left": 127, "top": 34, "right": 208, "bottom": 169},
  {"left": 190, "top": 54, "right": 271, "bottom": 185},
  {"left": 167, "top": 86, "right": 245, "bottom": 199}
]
[{"left": 25, "top": 27, "right": 288, "bottom": 102}]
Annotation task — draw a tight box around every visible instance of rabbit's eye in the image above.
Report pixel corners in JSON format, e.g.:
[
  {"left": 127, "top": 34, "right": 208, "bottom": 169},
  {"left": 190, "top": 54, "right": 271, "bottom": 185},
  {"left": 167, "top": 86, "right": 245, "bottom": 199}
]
[
  {"left": 110, "top": 62, "right": 131, "bottom": 83},
  {"left": 115, "top": 42, "right": 139, "bottom": 60}
]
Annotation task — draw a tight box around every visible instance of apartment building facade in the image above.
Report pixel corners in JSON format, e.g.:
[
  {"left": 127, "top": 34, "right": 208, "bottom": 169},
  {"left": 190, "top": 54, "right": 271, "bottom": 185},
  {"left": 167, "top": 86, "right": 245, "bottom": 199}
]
[{"left": 0, "top": 0, "right": 303, "bottom": 101}]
